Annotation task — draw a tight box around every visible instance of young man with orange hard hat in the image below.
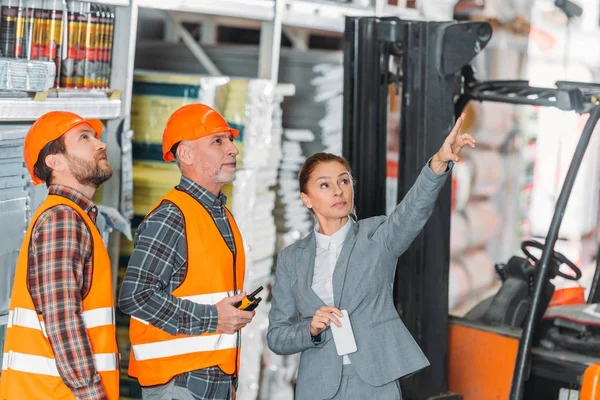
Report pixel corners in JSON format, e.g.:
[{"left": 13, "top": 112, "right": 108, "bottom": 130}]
[
  {"left": 0, "top": 111, "right": 120, "bottom": 399},
  {"left": 119, "top": 104, "right": 255, "bottom": 400}
]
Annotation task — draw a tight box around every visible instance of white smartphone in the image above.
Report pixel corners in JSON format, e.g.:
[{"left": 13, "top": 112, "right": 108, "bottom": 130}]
[{"left": 330, "top": 309, "right": 358, "bottom": 356}]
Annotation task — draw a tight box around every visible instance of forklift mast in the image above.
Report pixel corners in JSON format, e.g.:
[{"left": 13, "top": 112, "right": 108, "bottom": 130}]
[{"left": 342, "top": 17, "right": 492, "bottom": 399}]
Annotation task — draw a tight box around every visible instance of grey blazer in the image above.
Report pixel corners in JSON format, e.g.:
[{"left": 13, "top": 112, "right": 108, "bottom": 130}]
[{"left": 267, "top": 162, "right": 450, "bottom": 400}]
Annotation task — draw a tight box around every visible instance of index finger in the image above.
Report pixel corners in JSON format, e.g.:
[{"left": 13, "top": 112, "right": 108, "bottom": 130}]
[{"left": 449, "top": 113, "right": 466, "bottom": 139}]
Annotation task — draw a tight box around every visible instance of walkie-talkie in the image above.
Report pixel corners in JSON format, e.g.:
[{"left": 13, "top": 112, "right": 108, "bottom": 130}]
[{"left": 234, "top": 286, "right": 263, "bottom": 311}]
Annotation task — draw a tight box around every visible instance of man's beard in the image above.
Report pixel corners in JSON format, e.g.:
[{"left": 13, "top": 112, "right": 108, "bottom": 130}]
[{"left": 67, "top": 152, "right": 113, "bottom": 188}]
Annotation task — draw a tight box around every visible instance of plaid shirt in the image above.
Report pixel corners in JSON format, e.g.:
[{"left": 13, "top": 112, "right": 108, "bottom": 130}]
[
  {"left": 28, "top": 185, "right": 108, "bottom": 400},
  {"left": 119, "top": 176, "right": 236, "bottom": 399}
]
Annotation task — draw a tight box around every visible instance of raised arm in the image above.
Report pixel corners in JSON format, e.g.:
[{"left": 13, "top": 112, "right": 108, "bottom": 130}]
[{"left": 373, "top": 114, "right": 475, "bottom": 258}]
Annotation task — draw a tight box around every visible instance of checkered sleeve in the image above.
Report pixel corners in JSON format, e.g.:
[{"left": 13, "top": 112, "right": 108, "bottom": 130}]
[{"left": 118, "top": 203, "right": 219, "bottom": 336}]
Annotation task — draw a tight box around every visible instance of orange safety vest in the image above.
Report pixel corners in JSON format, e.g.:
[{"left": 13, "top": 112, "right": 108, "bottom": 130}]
[
  {"left": 128, "top": 188, "right": 245, "bottom": 387},
  {"left": 0, "top": 194, "right": 120, "bottom": 400}
]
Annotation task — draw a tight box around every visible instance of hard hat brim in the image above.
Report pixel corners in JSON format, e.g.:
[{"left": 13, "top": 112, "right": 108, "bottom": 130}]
[
  {"left": 162, "top": 127, "right": 240, "bottom": 163},
  {"left": 71, "top": 118, "right": 104, "bottom": 139}
]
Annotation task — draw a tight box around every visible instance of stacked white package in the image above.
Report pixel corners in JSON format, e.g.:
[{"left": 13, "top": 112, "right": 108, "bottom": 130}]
[
  {"left": 449, "top": 103, "right": 511, "bottom": 313},
  {"left": 528, "top": 108, "right": 600, "bottom": 240},
  {"left": 276, "top": 129, "right": 316, "bottom": 250},
  {"left": 233, "top": 81, "right": 293, "bottom": 270},
  {"left": 235, "top": 83, "right": 294, "bottom": 400},
  {"left": 312, "top": 63, "right": 343, "bottom": 156}
]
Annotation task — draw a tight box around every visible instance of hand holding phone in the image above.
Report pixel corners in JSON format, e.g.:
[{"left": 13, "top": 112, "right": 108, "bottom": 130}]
[{"left": 330, "top": 310, "right": 358, "bottom": 356}]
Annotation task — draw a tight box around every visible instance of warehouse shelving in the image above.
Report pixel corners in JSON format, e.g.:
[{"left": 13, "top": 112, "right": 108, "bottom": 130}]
[
  {"left": 136, "top": 0, "right": 275, "bottom": 21},
  {"left": 282, "top": 0, "right": 422, "bottom": 32},
  {"left": 0, "top": 96, "right": 122, "bottom": 122},
  {"left": 134, "top": 0, "right": 422, "bottom": 80},
  {"left": 84, "top": 0, "right": 130, "bottom": 5}
]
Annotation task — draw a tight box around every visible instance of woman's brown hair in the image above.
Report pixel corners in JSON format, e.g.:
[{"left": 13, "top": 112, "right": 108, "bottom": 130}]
[{"left": 298, "top": 152, "right": 352, "bottom": 194}]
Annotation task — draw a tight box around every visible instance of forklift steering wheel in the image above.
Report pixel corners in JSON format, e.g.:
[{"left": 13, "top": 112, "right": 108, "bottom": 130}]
[{"left": 521, "top": 240, "right": 582, "bottom": 281}]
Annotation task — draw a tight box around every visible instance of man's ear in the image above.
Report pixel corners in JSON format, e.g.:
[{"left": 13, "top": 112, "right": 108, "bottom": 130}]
[
  {"left": 177, "top": 142, "right": 193, "bottom": 166},
  {"left": 45, "top": 153, "right": 66, "bottom": 173}
]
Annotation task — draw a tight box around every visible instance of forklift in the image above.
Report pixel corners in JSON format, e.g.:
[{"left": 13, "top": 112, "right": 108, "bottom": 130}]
[{"left": 342, "top": 12, "right": 600, "bottom": 400}]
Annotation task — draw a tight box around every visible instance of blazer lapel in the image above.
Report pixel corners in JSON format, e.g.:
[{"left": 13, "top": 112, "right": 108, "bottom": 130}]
[
  {"left": 333, "top": 221, "right": 358, "bottom": 308},
  {"left": 299, "top": 234, "right": 327, "bottom": 309}
]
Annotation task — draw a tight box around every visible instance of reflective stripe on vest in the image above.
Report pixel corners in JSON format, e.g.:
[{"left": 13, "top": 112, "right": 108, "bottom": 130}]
[
  {"left": 2, "top": 352, "right": 118, "bottom": 376},
  {"left": 8, "top": 307, "right": 115, "bottom": 336},
  {"left": 130, "top": 291, "right": 236, "bottom": 360},
  {"left": 132, "top": 333, "right": 237, "bottom": 361}
]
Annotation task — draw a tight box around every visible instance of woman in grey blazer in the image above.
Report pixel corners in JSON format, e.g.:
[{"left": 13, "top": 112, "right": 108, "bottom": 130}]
[{"left": 267, "top": 114, "right": 475, "bottom": 399}]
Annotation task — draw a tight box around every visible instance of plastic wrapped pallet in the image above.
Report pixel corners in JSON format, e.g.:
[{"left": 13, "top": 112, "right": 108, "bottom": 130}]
[
  {"left": 0, "top": 58, "right": 55, "bottom": 92},
  {"left": 276, "top": 129, "right": 315, "bottom": 250},
  {"left": 451, "top": 201, "right": 501, "bottom": 252},
  {"left": 238, "top": 301, "right": 271, "bottom": 400},
  {"left": 468, "top": 101, "right": 516, "bottom": 149},
  {"left": 449, "top": 250, "right": 498, "bottom": 315},
  {"left": 258, "top": 303, "right": 299, "bottom": 400},
  {"left": 528, "top": 108, "right": 600, "bottom": 239},
  {"left": 448, "top": 261, "right": 471, "bottom": 311},
  {"left": 464, "top": 149, "right": 505, "bottom": 198},
  {"left": 232, "top": 79, "right": 284, "bottom": 269},
  {"left": 312, "top": 63, "right": 343, "bottom": 155},
  {"left": 451, "top": 160, "right": 472, "bottom": 213}
]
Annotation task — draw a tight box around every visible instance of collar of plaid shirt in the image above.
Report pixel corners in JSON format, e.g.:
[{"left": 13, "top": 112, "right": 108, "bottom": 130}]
[{"left": 48, "top": 184, "right": 99, "bottom": 222}]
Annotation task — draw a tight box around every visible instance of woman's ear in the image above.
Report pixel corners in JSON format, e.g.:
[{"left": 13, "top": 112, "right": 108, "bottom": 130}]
[{"left": 300, "top": 192, "right": 312, "bottom": 209}]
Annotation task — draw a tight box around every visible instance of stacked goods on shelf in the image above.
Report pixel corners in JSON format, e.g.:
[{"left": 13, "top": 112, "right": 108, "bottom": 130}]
[
  {"left": 449, "top": 30, "right": 536, "bottom": 315},
  {"left": 0, "top": 57, "right": 55, "bottom": 91},
  {"left": 276, "top": 129, "right": 315, "bottom": 249},
  {"left": 235, "top": 82, "right": 289, "bottom": 400},
  {"left": 448, "top": 101, "right": 507, "bottom": 314},
  {"left": 278, "top": 50, "right": 343, "bottom": 158},
  {"left": 0, "top": 0, "right": 115, "bottom": 89},
  {"left": 135, "top": 42, "right": 342, "bottom": 155},
  {"left": 311, "top": 63, "right": 343, "bottom": 155}
]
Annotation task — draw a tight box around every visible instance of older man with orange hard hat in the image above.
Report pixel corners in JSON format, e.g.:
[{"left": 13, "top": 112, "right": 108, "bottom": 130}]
[
  {"left": 119, "top": 104, "right": 255, "bottom": 400},
  {"left": 0, "top": 111, "right": 120, "bottom": 400}
]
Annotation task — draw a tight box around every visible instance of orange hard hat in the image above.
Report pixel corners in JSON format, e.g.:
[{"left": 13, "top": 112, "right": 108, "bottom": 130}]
[
  {"left": 162, "top": 103, "right": 239, "bottom": 162},
  {"left": 24, "top": 111, "right": 103, "bottom": 185}
]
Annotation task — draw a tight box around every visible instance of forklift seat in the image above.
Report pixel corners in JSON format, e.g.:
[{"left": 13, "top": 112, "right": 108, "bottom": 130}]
[{"left": 464, "top": 256, "right": 553, "bottom": 329}]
